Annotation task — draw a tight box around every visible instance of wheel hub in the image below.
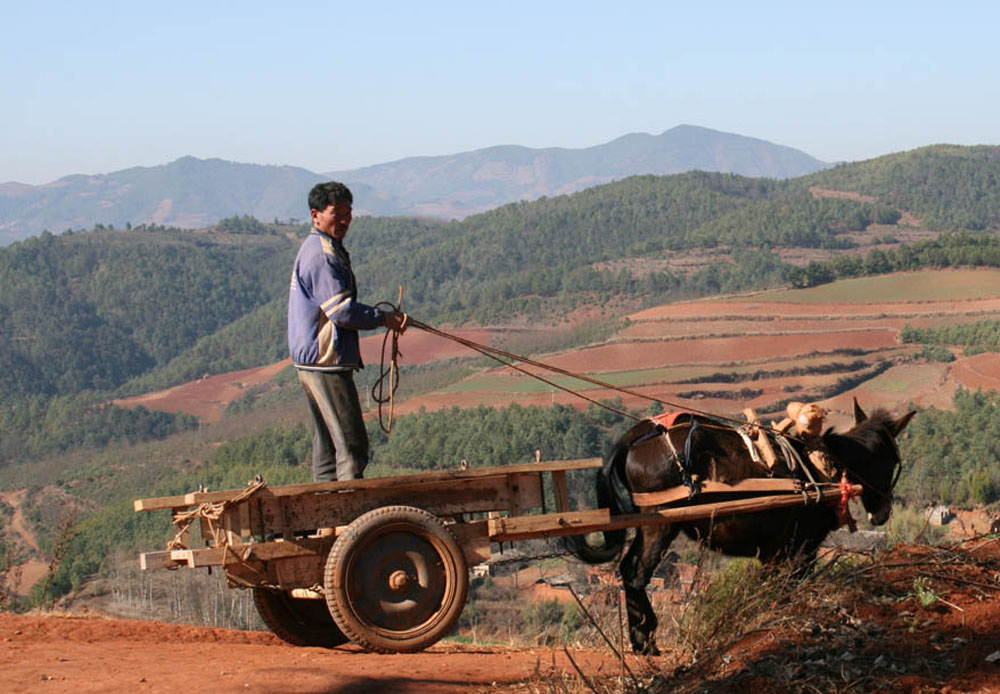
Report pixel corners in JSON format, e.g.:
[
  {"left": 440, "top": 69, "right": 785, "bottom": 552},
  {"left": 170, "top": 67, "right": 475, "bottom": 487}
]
[{"left": 388, "top": 570, "right": 412, "bottom": 592}]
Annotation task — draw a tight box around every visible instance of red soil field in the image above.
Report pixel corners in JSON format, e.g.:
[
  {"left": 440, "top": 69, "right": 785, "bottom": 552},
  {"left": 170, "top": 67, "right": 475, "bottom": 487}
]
[
  {"left": 115, "top": 360, "right": 290, "bottom": 423},
  {"left": 367, "top": 327, "right": 495, "bottom": 365},
  {"left": 112, "top": 272, "right": 1000, "bottom": 426},
  {"left": 114, "top": 328, "right": 495, "bottom": 423},
  {"left": 630, "top": 296, "right": 1000, "bottom": 322},
  {"left": 539, "top": 330, "right": 898, "bottom": 374},
  {"left": 394, "top": 370, "right": 867, "bottom": 424},
  {"left": 950, "top": 352, "right": 1000, "bottom": 392}
]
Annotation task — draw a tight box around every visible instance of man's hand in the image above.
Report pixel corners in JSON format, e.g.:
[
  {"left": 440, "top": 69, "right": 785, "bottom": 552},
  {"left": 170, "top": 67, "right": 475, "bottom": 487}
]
[{"left": 383, "top": 310, "right": 408, "bottom": 333}]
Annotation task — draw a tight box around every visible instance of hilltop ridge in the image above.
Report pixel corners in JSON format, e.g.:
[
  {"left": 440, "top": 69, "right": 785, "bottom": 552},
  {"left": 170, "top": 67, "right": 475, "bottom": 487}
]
[{"left": 0, "top": 125, "right": 827, "bottom": 243}]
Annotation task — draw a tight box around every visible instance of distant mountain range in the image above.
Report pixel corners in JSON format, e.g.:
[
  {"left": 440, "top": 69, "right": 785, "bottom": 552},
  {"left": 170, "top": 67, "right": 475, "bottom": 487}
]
[
  {"left": 328, "top": 125, "right": 830, "bottom": 218},
  {"left": 0, "top": 125, "right": 829, "bottom": 244}
]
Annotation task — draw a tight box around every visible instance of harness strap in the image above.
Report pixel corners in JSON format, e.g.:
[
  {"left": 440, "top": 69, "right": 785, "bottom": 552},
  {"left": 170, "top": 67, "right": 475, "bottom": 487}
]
[
  {"left": 736, "top": 427, "right": 763, "bottom": 466},
  {"left": 774, "top": 434, "right": 821, "bottom": 502},
  {"left": 681, "top": 419, "right": 702, "bottom": 497},
  {"left": 657, "top": 425, "right": 682, "bottom": 470}
]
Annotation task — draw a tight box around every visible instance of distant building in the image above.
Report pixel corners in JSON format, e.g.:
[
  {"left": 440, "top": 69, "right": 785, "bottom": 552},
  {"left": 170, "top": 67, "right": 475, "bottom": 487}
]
[{"left": 926, "top": 505, "right": 954, "bottom": 526}]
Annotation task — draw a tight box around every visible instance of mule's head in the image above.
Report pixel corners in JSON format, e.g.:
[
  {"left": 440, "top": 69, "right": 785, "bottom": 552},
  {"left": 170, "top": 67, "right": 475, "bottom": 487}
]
[{"left": 824, "top": 398, "right": 915, "bottom": 526}]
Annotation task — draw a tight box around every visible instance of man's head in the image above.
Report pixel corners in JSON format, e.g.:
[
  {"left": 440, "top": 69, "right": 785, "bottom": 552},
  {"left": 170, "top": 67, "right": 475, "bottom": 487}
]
[{"left": 309, "top": 182, "right": 353, "bottom": 240}]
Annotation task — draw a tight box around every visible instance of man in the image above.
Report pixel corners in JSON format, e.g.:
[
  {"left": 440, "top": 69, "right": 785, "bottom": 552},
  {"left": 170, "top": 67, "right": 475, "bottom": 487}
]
[{"left": 288, "top": 181, "right": 406, "bottom": 481}]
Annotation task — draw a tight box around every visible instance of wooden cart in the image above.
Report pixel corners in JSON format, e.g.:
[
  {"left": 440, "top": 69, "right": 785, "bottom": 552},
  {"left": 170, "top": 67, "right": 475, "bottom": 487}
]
[{"left": 135, "top": 458, "right": 853, "bottom": 653}]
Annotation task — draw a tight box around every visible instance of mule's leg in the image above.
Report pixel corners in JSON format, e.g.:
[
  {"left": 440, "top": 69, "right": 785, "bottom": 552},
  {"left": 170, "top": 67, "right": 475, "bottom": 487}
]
[{"left": 620, "top": 524, "right": 678, "bottom": 655}]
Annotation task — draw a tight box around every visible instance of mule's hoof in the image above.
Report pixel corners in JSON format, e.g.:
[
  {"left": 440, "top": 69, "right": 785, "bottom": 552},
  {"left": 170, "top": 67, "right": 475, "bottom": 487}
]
[{"left": 634, "top": 639, "right": 660, "bottom": 656}]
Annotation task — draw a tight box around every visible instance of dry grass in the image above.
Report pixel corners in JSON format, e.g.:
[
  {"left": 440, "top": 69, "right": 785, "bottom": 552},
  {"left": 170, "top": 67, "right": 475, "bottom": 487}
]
[{"left": 494, "top": 537, "right": 1000, "bottom": 694}]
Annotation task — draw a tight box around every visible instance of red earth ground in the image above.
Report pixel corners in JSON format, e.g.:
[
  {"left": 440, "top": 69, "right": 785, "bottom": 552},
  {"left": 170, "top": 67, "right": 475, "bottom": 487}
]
[
  {"left": 0, "top": 612, "right": 623, "bottom": 694},
  {"left": 689, "top": 540, "right": 1000, "bottom": 694},
  {"left": 5, "top": 540, "right": 1000, "bottom": 693},
  {"left": 0, "top": 490, "right": 48, "bottom": 596}
]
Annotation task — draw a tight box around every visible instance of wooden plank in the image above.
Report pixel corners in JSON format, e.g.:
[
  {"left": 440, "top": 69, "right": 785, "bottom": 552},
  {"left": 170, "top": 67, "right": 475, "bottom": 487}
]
[
  {"left": 236, "top": 500, "right": 251, "bottom": 540},
  {"left": 491, "top": 485, "right": 858, "bottom": 542},
  {"left": 449, "top": 521, "right": 492, "bottom": 565},
  {"left": 273, "top": 556, "right": 325, "bottom": 588},
  {"left": 507, "top": 476, "right": 522, "bottom": 516},
  {"left": 131, "top": 458, "right": 603, "bottom": 510},
  {"left": 161, "top": 537, "right": 333, "bottom": 569},
  {"left": 551, "top": 470, "right": 570, "bottom": 512},
  {"left": 512, "top": 474, "right": 542, "bottom": 516},
  {"left": 632, "top": 479, "right": 807, "bottom": 507},
  {"left": 489, "top": 509, "right": 610, "bottom": 541},
  {"left": 223, "top": 510, "right": 238, "bottom": 547},
  {"left": 134, "top": 496, "right": 189, "bottom": 512},
  {"left": 280, "top": 498, "right": 294, "bottom": 541},
  {"left": 199, "top": 517, "right": 213, "bottom": 546},
  {"left": 225, "top": 476, "right": 543, "bottom": 538},
  {"left": 139, "top": 551, "right": 184, "bottom": 571}
]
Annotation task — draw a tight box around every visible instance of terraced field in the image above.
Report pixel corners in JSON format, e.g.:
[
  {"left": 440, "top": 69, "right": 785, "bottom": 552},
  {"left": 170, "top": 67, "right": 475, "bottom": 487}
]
[{"left": 398, "top": 268, "right": 1000, "bottom": 425}]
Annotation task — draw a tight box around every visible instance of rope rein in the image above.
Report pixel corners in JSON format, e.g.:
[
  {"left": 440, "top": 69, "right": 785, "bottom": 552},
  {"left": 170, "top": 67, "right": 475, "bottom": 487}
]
[{"left": 372, "top": 303, "right": 805, "bottom": 442}]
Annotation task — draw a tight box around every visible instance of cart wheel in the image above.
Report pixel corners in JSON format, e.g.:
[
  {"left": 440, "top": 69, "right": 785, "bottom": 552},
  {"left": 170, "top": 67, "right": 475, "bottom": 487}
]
[
  {"left": 566, "top": 529, "right": 625, "bottom": 564},
  {"left": 252, "top": 588, "right": 348, "bottom": 648},
  {"left": 324, "top": 505, "right": 468, "bottom": 653}
]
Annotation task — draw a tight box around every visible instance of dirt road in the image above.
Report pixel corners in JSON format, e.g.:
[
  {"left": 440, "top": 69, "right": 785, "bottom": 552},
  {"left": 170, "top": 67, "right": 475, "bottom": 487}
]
[{"left": 0, "top": 613, "right": 624, "bottom": 694}]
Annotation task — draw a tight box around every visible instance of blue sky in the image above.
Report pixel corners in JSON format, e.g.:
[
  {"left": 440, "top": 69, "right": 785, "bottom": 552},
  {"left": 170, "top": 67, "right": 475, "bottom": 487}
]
[{"left": 2, "top": 1, "right": 998, "bottom": 184}]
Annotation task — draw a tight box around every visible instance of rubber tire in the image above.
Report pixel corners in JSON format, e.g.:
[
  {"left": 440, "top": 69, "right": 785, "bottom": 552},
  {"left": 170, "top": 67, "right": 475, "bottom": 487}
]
[
  {"left": 324, "top": 505, "right": 468, "bottom": 653},
  {"left": 252, "top": 588, "right": 349, "bottom": 648},
  {"left": 566, "top": 529, "right": 625, "bottom": 564}
]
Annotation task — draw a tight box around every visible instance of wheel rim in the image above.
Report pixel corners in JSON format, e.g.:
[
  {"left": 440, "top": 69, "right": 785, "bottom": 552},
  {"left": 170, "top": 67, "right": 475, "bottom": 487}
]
[{"left": 343, "top": 522, "right": 458, "bottom": 637}]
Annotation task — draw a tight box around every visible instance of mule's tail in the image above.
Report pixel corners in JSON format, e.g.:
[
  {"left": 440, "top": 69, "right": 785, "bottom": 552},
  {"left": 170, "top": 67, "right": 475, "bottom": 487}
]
[{"left": 568, "top": 434, "right": 639, "bottom": 564}]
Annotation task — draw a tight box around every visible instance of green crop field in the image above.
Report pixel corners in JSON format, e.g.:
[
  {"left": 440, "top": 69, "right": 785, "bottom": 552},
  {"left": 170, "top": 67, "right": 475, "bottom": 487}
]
[
  {"left": 854, "top": 363, "right": 945, "bottom": 399},
  {"left": 744, "top": 269, "right": 1000, "bottom": 304}
]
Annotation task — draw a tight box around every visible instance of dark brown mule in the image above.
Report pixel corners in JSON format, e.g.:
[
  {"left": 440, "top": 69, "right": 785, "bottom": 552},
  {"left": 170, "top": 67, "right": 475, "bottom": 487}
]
[{"left": 571, "top": 399, "right": 915, "bottom": 655}]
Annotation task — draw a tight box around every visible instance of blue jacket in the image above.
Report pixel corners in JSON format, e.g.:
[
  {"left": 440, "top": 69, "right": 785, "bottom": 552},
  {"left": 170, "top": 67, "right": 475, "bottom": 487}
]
[{"left": 288, "top": 230, "right": 385, "bottom": 370}]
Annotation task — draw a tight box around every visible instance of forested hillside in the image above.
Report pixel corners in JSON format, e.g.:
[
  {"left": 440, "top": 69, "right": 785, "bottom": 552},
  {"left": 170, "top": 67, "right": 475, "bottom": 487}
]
[
  {"left": 807, "top": 145, "right": 1000, "bottom": 230},
  {"left": 4, "top": 144, "right": 1000, "bottom": 469},
  {"left": 898, "top": 388, "right": 1000, "bottom": 506},
  {"left": 0, "top": 228, "right": 293, "bottom": 396},
  {"left": 0, "top": 229, "right": 295, "bottom": 465}
]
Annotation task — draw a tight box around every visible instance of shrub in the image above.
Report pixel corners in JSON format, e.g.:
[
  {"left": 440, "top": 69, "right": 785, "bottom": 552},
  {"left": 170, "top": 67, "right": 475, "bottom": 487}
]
[
  {"left": 916, "top": 344, "right": 955, "bottom": 363},
  {"left": 884, "top": 504, "right": 947, "bottom": 546},
  {"left": 678, "top": 558, "right": 776, "bottom": 659}
]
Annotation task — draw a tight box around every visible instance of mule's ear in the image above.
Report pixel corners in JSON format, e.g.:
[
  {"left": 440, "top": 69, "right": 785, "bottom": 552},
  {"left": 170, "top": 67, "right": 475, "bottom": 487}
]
[
  {"left": 853, "top": 397, "right": 867, "bottom": 424},
  {"left": 891, "top": 410, "right": 916, "bottom": 437}
]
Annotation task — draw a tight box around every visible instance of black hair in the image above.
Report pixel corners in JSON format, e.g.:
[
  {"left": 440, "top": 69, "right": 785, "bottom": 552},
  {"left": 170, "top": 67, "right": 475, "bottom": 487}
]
[{"left": 308, "top": 181, "right": 353, "bottom": 211}]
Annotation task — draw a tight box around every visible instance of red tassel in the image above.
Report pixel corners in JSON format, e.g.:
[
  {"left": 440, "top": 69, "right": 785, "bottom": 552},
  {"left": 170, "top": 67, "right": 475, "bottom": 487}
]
[{"left": 838, "top": 472, "right": 858, "bottom": 532}]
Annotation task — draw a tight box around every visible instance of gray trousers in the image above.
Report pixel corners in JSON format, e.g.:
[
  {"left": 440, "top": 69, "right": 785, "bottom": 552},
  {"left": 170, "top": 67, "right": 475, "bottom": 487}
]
[{"left": 296, "top": 369, "right": 369, "bottom": 481}]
